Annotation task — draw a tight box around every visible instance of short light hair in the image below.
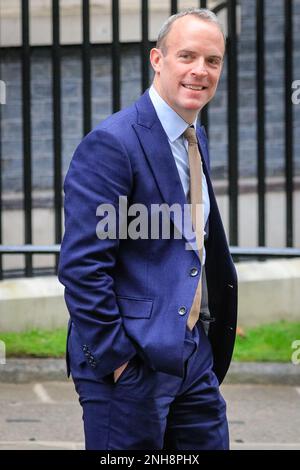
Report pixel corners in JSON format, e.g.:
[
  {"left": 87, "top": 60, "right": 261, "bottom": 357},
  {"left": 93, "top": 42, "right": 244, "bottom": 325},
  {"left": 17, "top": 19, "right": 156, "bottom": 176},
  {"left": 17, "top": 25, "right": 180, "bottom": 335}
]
[{"left": 156, "top": 8, "right": 225, "bottom": 54}]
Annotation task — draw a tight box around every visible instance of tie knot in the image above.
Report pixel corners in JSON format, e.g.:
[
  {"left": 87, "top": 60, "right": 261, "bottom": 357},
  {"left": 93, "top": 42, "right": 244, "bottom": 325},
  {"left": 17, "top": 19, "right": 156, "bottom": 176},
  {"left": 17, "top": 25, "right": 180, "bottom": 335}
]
[{"left": 183, "top": 126, "right": 198, "bottom": 144}]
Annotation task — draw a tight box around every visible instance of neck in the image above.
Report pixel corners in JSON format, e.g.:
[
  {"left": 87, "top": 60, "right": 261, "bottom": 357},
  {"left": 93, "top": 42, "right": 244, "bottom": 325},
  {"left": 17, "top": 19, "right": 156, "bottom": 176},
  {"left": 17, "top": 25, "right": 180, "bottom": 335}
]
[{"left": 151, "top": 81, "right": 198, "bottom": 125}]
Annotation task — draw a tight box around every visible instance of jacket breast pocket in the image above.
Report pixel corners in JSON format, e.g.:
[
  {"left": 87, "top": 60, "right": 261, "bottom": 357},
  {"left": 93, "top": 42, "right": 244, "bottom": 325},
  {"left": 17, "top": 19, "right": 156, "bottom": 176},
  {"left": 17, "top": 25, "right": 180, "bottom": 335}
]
[{"left": 116, "top": 296, "right": 153, "bottom": 319}]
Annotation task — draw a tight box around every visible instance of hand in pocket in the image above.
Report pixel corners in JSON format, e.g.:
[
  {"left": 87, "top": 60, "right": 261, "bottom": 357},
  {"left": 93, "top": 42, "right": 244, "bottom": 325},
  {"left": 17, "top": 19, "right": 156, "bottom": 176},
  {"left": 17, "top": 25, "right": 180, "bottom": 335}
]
[{"left": 113, "top": 361, "right": 129, "bottom": 383}]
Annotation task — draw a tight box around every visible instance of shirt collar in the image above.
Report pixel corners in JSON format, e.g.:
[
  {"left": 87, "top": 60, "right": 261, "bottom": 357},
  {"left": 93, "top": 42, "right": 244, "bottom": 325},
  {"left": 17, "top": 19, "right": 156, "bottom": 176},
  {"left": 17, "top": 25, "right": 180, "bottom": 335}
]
[{"left": 149, "top": 85, "right": 198, "bottom": 143}]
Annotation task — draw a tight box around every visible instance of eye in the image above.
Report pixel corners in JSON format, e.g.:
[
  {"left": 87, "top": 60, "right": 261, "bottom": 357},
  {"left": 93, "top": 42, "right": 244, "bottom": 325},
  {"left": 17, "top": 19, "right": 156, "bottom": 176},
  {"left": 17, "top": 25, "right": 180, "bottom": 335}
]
[
  {"left": 208, "top": 57, "right": 221, "bottom": 66},
  {"left": 179, "top": 53, "right": 192, "bottom": 60}
]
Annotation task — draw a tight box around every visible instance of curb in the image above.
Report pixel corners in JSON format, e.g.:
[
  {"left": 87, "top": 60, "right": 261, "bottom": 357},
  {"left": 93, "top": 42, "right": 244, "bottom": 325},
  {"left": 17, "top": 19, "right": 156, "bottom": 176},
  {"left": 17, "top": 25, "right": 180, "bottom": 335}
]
[
  {"left": 0, "top": 359, "right": 67, "bottom": 383},
  {"left": 224, "top": 362, "right": 300, "bottom": 386},
  {"left": 1, "top": 359, "right": 300, "bottom": 384}
]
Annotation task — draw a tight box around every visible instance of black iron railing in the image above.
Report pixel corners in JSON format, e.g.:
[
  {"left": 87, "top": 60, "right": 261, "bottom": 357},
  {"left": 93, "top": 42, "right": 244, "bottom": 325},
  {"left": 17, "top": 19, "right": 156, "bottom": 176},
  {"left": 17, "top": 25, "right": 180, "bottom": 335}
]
[{"left": 0, "top": 0, "right": 298, "bottom": 279}]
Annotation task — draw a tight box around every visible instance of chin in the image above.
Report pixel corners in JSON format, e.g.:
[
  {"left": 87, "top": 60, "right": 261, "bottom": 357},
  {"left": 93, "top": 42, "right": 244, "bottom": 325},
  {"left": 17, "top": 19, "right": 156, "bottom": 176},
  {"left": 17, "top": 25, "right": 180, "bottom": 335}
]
[{"left": 184, "top": 101, "right": 205, "bottom": 111}]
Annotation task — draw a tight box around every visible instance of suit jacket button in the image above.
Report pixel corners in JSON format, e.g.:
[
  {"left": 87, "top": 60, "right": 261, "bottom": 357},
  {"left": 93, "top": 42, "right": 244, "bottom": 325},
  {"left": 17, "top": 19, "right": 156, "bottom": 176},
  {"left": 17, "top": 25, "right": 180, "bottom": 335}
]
[
  {"left": 178, "top": 306, "right": 187, "bottom": 316},
  {"left": 190, "top": 268, "right": 199, "bottom": 277}
]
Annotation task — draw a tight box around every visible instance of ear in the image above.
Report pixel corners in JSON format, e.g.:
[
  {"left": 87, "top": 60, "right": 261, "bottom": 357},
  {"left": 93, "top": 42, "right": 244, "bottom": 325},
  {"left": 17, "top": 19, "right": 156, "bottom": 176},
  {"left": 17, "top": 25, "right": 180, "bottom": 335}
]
[{"left": 150, "top": 48, "right": 163, "bottom": 73}]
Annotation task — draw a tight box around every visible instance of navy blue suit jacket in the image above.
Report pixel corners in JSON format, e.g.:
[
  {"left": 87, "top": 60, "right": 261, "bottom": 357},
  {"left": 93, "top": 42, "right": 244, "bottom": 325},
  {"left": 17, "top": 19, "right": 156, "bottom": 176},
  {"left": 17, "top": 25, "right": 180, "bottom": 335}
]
[{"left": 58, "top": 90, "right": 238, "bottom": 385}]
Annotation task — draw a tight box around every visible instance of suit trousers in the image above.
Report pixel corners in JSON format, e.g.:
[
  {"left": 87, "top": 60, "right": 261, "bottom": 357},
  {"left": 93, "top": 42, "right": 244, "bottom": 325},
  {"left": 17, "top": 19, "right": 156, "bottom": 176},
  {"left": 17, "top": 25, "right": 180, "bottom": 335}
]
[{"left": 68, "top": 321, "right": 229, "bottom": 450}]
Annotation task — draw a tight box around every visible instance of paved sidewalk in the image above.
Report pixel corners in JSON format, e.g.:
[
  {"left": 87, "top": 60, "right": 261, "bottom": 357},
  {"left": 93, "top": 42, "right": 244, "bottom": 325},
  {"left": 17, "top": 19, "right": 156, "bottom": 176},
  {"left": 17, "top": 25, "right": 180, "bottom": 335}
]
[
  {"left": 0, "top": 381, "right": 300, "bottom": 450},
  {"left": 0, "top": 358, "right": 299, "bottom": 385}
]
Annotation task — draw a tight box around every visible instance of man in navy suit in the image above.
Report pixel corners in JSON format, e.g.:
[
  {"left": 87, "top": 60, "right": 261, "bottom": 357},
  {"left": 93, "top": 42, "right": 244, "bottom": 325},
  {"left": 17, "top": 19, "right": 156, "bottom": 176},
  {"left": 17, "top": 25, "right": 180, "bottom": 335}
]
[{"left": 58, "top": 8, "right": 237, "bottom": 450}]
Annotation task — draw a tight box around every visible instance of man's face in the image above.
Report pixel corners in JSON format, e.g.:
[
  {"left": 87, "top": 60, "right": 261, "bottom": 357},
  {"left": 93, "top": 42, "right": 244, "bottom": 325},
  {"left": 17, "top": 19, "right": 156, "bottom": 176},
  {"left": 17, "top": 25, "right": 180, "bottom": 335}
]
[{"left": 150, "top": 15, "right": 225, "bottom": 123}]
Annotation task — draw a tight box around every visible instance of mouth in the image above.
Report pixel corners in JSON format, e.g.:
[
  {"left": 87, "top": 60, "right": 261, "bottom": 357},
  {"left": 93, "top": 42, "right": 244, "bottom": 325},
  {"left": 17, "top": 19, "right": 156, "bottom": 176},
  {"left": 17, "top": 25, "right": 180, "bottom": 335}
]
[{"left": 182, "top": 84, "right": 208, "bottom": 91}]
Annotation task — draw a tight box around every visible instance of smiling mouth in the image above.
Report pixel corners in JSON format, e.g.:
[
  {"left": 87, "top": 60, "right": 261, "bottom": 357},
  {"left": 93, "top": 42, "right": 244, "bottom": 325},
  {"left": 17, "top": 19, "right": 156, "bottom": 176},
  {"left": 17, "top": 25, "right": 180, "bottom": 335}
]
[{"left": 182, "top": 84, "right": 208, "bottom": 91}]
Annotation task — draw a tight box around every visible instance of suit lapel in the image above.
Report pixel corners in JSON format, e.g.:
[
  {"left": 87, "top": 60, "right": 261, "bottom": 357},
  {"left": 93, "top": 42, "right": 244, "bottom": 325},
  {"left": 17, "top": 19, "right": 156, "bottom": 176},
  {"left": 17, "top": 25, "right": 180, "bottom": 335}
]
[
  {"left": 196, "top": 125, "right": 210, "bottom": 174},
  {"left": 133, "top": 91, "right": 199, "bottom": 257},
  {"left": 197, "top": 125, "right": 223, "bottom": 243},
  {"left": 133, "top": 91, "right": 218, "bottom": 260}
]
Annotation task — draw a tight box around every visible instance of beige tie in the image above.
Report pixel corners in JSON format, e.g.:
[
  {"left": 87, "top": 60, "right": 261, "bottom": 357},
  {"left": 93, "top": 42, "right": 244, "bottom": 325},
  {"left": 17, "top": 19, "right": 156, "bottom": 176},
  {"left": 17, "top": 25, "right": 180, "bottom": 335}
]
[{"left": 184, "top": 126, "right": 204, "bottom": 331}]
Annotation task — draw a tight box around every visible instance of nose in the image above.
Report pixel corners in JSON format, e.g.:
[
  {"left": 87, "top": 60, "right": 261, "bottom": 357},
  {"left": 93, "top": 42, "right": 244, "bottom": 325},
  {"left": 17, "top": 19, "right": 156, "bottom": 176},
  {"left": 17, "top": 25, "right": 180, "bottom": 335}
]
[{"left": 191, "top": 58, "right": 208, "bottom": 77}]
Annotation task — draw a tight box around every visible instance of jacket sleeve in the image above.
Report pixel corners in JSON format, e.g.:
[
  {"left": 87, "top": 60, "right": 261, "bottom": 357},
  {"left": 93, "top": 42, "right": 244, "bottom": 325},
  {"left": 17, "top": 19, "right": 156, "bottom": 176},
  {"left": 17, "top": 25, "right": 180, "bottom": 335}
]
[{"left": 58, "top": 128, "right": 137, "bottom": 378}]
